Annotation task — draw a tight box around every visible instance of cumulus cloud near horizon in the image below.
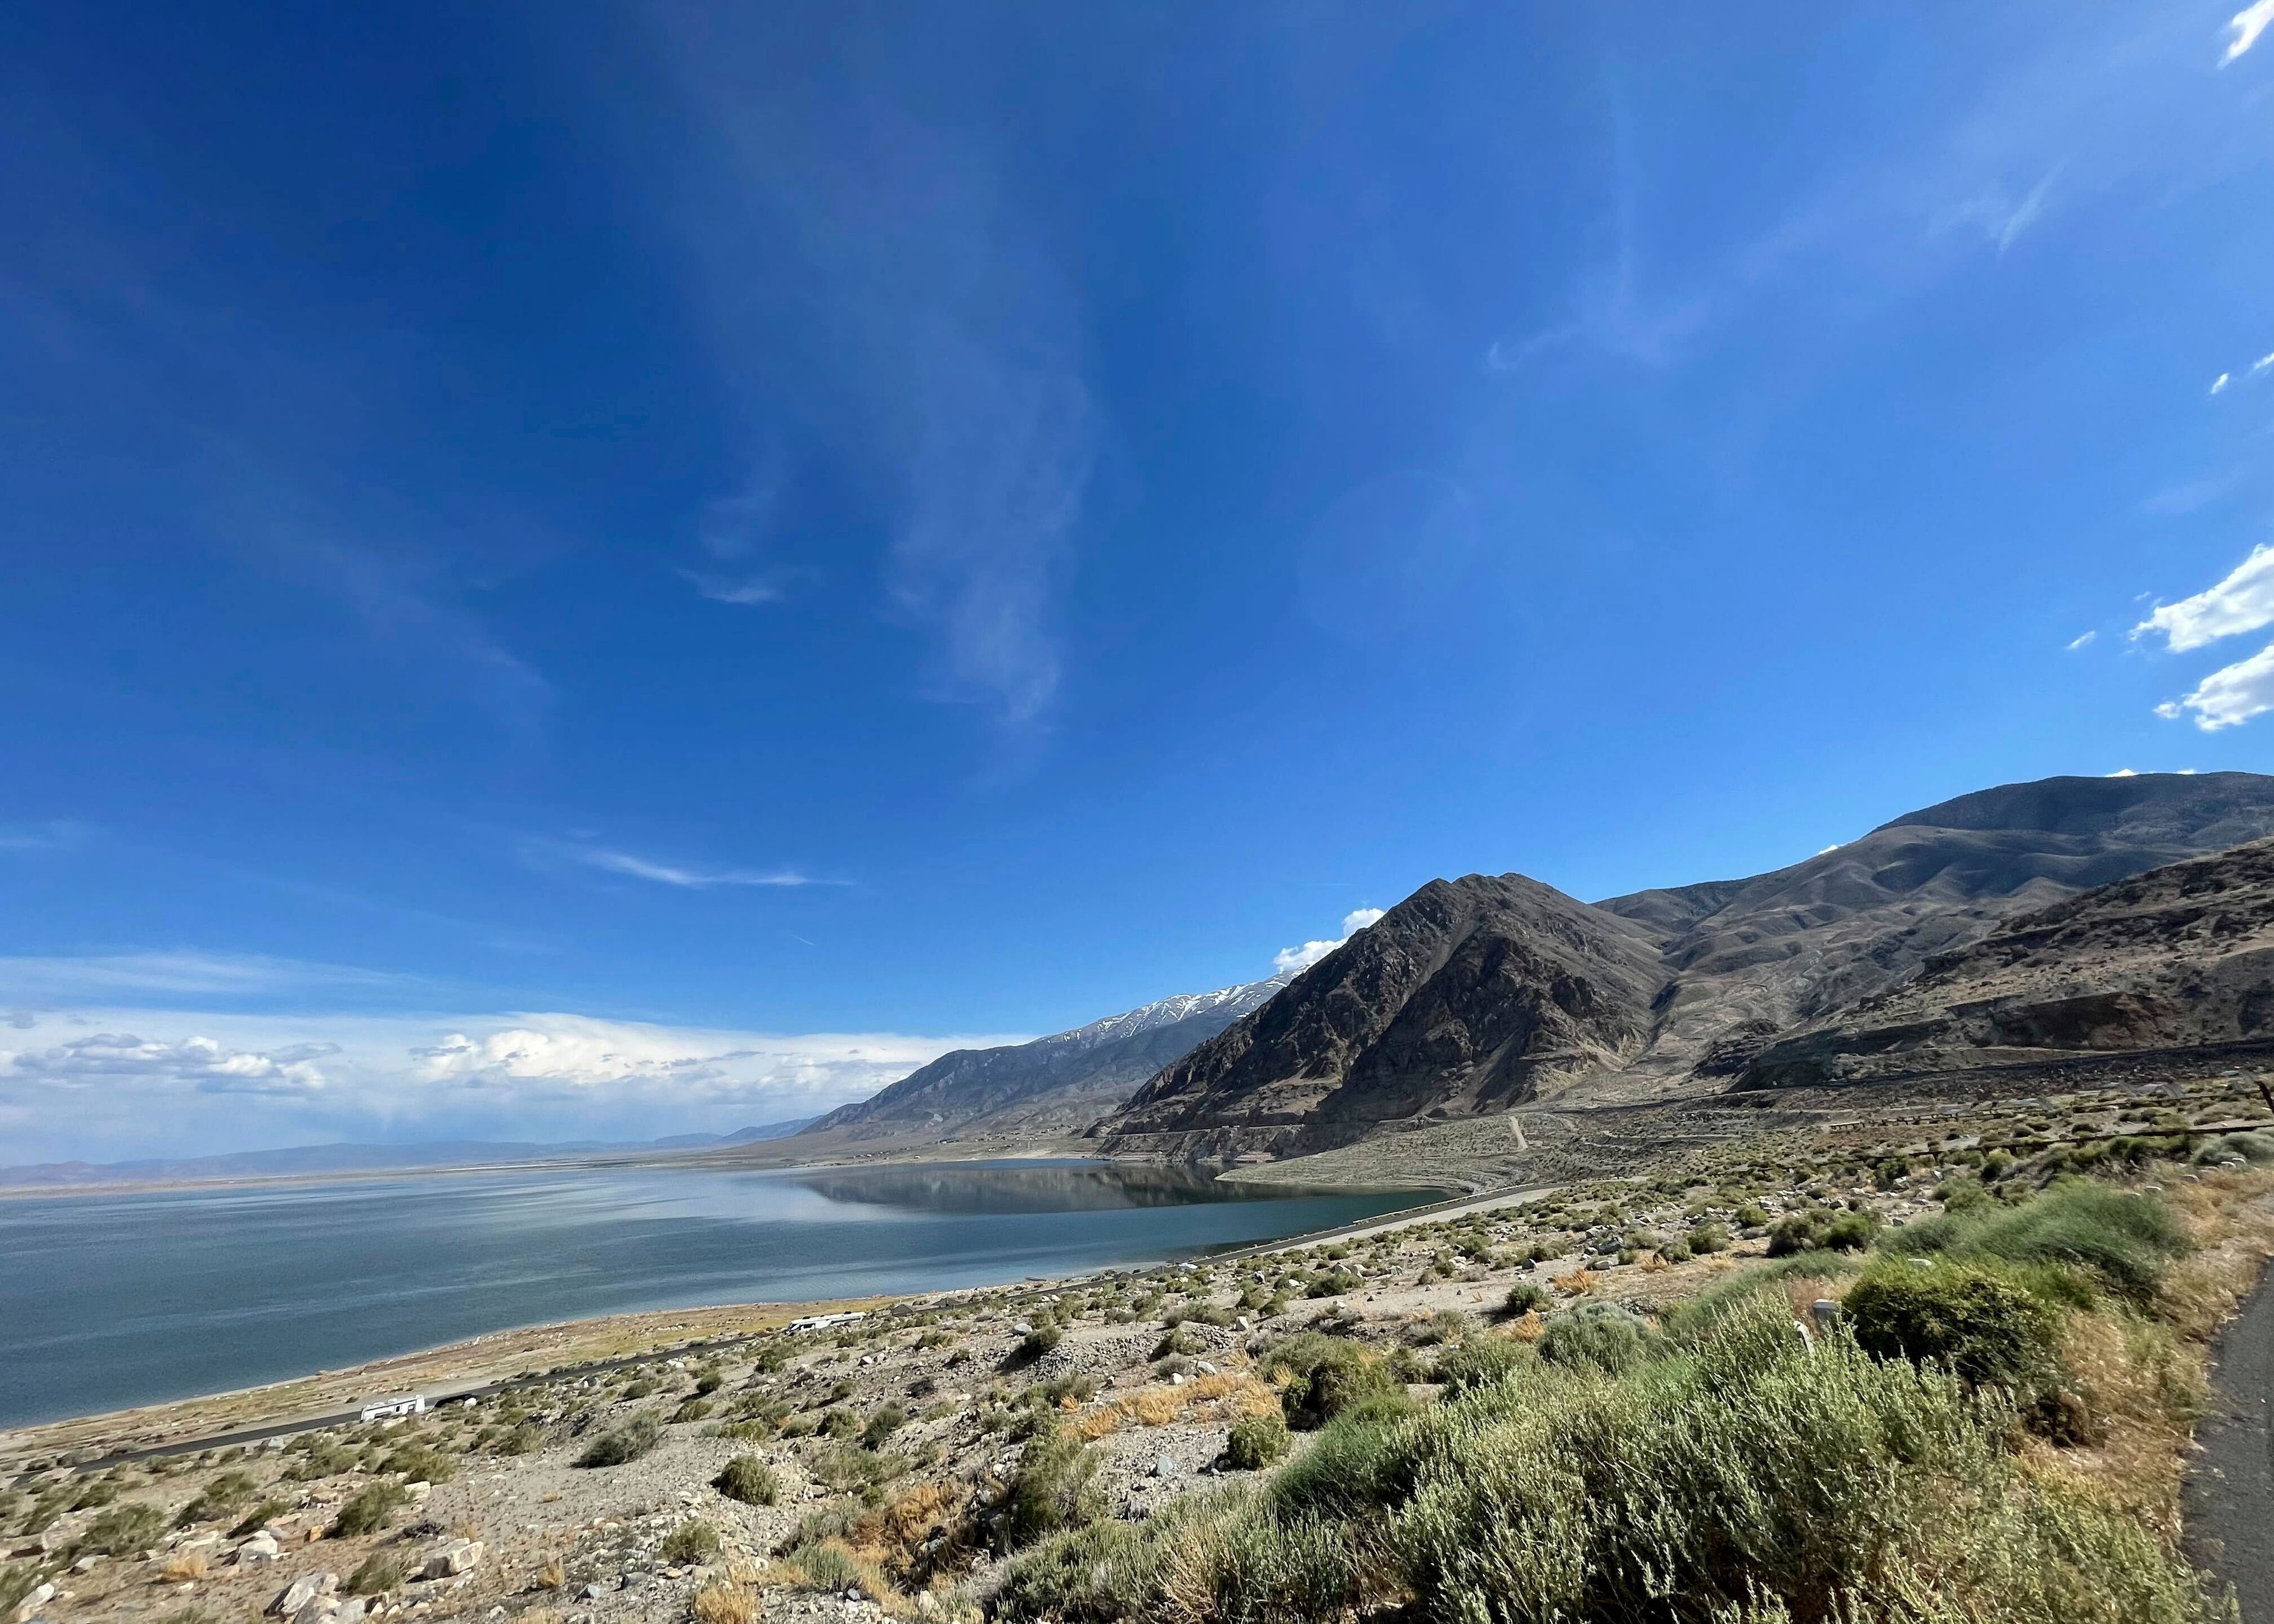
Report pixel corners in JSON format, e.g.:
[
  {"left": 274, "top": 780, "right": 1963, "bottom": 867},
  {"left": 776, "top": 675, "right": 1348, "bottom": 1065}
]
[
  {"left": 2157, "top": 643, "right": 2274, "bottom": 732},
  {"left": 0, "top": 1008, "right": 1027, "bottom": 1166},
  {"left": 1273, "top": 906, "right": 1387, "bottom": 977},
  {"left": 2134, "top": 544, "right": 2274, "bottom": 652}
]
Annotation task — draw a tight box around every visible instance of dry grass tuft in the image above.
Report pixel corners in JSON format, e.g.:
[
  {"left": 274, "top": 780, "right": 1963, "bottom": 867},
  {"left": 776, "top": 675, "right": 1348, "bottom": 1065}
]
[
  {"left": 1073, "top": 1407, "right": 1120, "bottom": 1439},
  {"left": 1122, "top": 1387, "right": 1183, "bottom": 1427},
  {"left": 535, "top": 1554, "right": 566, "bottom": 1589},
  {"left": 160, "top": 1551, "right": 208, "bottom": 1582},
  {"left": 1555, "top": 1269, "right": 1599, "bottom": 1296},
  {"left": 1505, "top": 1310, "right": 1544, "bottom": 1343},
  {"left": 692, "top": 1582, "right": 757, "bottom": 1624}
]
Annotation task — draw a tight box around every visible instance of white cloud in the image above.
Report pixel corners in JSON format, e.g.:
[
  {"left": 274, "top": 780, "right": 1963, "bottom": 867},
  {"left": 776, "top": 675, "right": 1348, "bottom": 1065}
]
[
  {"left": 11, "top": 1032, "right": 335, "bottom": 1095},
  {"left": 0, "top": 1008, "right": 1026, "bottom": 1164},
  {"left": 677, "top": 568, "right": 788, "bottom": 606},
  {"left": 2211, "top": 372, "right": 2233, "bottom": 394},
  {"left": 2067, "top": 630, "right": 2098, "bottom": 651},
  {"left": 0, "top": 951, "right": 419, "bottom": 1001},
  {"left": 2255, "top": 352, "right": 2274, "bottom": 377},
  {"left": 2108, "top": 767, "right": 2140, "bottom": 777},
  {"left": 2133, "top": 544, "right": 2274, "bottom": 651},
  {"left": 1272, "top": 907, "right": 1386, "bottom": 977},
  {"left": 2223, "top": 0, "right": 2274, "bottom": 62},
  {"left": 2156, "top": 641, "right": 2274, "bottom": 731},
  {"left": 0, "top": 819, "right": 88, "bottom": 853},
  {"left": 532, "top": 841, "right": 831, "bottom": 889}
]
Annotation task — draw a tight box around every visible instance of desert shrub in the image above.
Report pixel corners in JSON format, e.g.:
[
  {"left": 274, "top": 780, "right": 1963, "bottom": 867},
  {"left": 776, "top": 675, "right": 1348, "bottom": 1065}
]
[
  {"left": 781, "top": 1538, "right": 889, "bottom": 1601},
  {"left": 1258, "top": 1333, "right": 1398, "bottom": 1430},
  {"left": 860, "top": 1403, "right": 907, "bottom": 1449},
  {"left": 229, "top": 1498, "right": 287, "bottom": 1537},
  {"left": 1003, "top": 1292, "right": 2221, "bottom": 1624},
  {"left": 346, "top": 1551, "right": 405, "bottom": 1595},
  {"left": 1500, "top": 1281, "right": 1550, "bottom": 1317},
  {"left": 1688, "top": 1220, "right": 1731, "bottom": 1254},
  {"left": 1267, "top": 1401, "right": 1411, "bottom": 1522},
  {"left": 714, "top": 1454, "right": 779, "bottom": 1506},
  {"left": 691, "top": 1579, "right": 757, "bottom": 1624},
  {"left": 575, "top": 1413, "right": 662, "bottom": 1467},
  {"left": 1, "top": 1568, "right": 43, "bottom": 1618},
  {"left": 671, "top": 1397, "right": 715, "bottom": 1424},
  {"left": 1437, "top": 1334, "right": 1534, "bottom": 1393},
  {"left": 1536, "top": 1303, "right": 1656, "bottom": 1376},
  {"left": 1016, "top": 1324, "right": 1064, "bottom": 1362},
  {"left": 1223, "top": 1411, "right": 1290, "bottom": 1469},
  {"left": 1844, "top": 1262, "right": 2062, "bottom": 1395},
  {"left": 329, "top": 1481, "right": 409, "bottom": 1538},
  {"left": 1407, "top": 1309, "right": 1472, "bottom": 1346},
  {"left": 2192, "top": 1131, "right": 2274, "bottom": 1169},
  {"left": 76, "top": 1501, "right": 164, "bottom": 1555},
  {"left": 1881, "top": 1181, "right": 2190, "bottom": 1304},
  {"left": 490, "top": 1423, "right": 545, "bottom": 1456},
  {"left": 694, "top": 1371, "right": 723, "bottom": 1395},
  {"left": 172, "top": 1469, "right": 256, "bottom": 1527},
  {"left": 661, "top": 1520, "right": 721, "bottom": 1564},
  {"left": 380, "top": 1439, "right": 455, "bottom": 1483},
  {"left": 1003, "top": 1425, "right": 1104, "bottom": 1549}
]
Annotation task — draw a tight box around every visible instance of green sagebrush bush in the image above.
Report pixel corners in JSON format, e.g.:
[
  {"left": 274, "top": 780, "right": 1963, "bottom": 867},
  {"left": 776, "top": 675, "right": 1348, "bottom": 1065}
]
[
  {"left": 1257, "top": 1332, "right": 1399, "bottom": 1430},
  {"left": 1223, "top": 1410, "right": 1290, "bottom": 1469},
  {"left": 75, "top": 1501, "right": 165, "bottom": 1556},
  {"left": 328, "top": 1481, "right": 408, "bottom": 1538},
  {"left": 997, "top": 1292, "right": 2223, "bottom": 1624},
  {"left": 575, "top": 1412, "right": 663, "bottom": 1468},
  {"left": 1536, "top": 1302, "right": 1658, "bottom": 1376},
  {"left": 1843, "top": 1262, "right": 2062, "bottom": 1395},
  {"left": 1437, "top": 1334, "right": 1534, "bottom": 1393},
  {"left": 714, "top": 1453, "right": 779, "bottom": 1506},
  {"left": 1003, "top": 1424, "right": 1104, "bottom": 1551},
  {"left": 1878, "top": 1181, "right": 2190, "bottom": 1305},
  {"left": 1767, "top": 1207, "right": 1881, "bottom": 1257}
]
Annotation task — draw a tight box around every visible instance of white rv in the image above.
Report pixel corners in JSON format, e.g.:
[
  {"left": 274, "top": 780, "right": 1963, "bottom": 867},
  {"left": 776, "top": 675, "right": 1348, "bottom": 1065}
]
[{"left": 359, "top": 1394, "right": 427, "bottom": 1422}]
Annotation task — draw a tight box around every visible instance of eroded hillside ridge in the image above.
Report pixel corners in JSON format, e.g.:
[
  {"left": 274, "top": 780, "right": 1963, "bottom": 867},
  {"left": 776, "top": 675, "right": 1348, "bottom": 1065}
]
[
  {"left": 1097, "top": 874, "right": 1666, "bottom": 1159},
  {"left": 1733, "top": 834, "right": 2274, "bottom": 1088},
  {"left": 1093, "top": 773, "right": 2274, "bottom": 1159}
]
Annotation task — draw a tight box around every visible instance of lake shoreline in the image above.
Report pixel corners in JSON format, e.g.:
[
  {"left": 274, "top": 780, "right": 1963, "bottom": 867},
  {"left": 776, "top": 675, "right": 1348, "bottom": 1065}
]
[{"left": 0, "top": 1165, "right": 1462, "bottom": 1468}]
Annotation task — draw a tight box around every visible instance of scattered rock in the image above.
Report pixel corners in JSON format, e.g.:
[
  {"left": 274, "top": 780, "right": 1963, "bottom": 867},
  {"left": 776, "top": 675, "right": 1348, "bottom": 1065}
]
[
  {"left": 238, "top": 1530, "right": 284, "bottom": 1564},
  {"left": 268, "top": 1571, "right": 338, "bottom": 1617},
  {"left": 11, "top": 1581, "right": 56, "bottom": 1622},
  {"left": 420, "top": 1539, "right": 484, "bottom": 1580},
  {"left": 1151, "top": 1453, "right": 1179, "bottom": 1478}
]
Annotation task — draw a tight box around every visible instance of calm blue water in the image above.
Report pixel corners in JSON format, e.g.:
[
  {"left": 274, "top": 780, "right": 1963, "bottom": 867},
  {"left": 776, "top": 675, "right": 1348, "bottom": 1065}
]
[{"left": 0, "top": 1161, "right": 1424, "bottom": 1427}]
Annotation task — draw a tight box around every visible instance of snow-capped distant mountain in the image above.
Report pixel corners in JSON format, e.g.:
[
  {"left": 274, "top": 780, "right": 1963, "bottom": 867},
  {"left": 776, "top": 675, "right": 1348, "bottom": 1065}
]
[{"left": 798, "top": 975, "right": 1287, "bottom": 1144}]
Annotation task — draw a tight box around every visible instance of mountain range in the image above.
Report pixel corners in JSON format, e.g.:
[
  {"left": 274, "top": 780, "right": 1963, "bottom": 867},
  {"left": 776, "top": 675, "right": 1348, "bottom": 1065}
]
[
  {"left": 795, "top": 978, "right": 1286, "bottom": 1146},
  {"left": 1093, "top": 772, "right": 2274, "bottom": 1158}
]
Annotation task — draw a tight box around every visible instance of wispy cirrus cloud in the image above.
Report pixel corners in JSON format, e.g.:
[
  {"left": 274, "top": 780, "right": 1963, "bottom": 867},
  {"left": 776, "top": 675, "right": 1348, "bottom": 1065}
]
[
  {"left": 0, "top": 951, "right": 423, "bottom": 1002},
  {"left": 654, "top": 21, "right": 1099, "bottom": 744},
  {"left": 526, "top": 839, "right": 837, "bottom": 889},
  {"left": 2223, "top": 0, "right": 2274, "bottom": 63},
  {"left": 0, "top": 820, "right": 89, "bottom": 853}
]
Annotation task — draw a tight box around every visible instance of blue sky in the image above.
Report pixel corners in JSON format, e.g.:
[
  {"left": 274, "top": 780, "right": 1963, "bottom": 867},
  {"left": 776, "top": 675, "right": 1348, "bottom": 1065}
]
[{"left": 6, "top": 1, "right": 2274, "bottom": 1161}]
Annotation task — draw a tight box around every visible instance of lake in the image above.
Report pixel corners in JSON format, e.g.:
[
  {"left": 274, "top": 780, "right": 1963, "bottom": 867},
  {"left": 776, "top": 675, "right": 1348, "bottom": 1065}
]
[{"left": 0, "top": 1160, "right": 1428, "bottom": 1428}]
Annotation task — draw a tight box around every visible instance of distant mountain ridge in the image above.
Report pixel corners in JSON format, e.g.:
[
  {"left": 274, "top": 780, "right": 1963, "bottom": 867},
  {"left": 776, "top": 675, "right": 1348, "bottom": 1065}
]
[
  {"left": 0, "top": 1117, "right": 817, "bottom": 1189},
  {"left": 799, "top": 977, "right": 1287, "bottom": 1143},
  {"left": 1094, "top": 773, "right": 2274, "bottom": 1159}
]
